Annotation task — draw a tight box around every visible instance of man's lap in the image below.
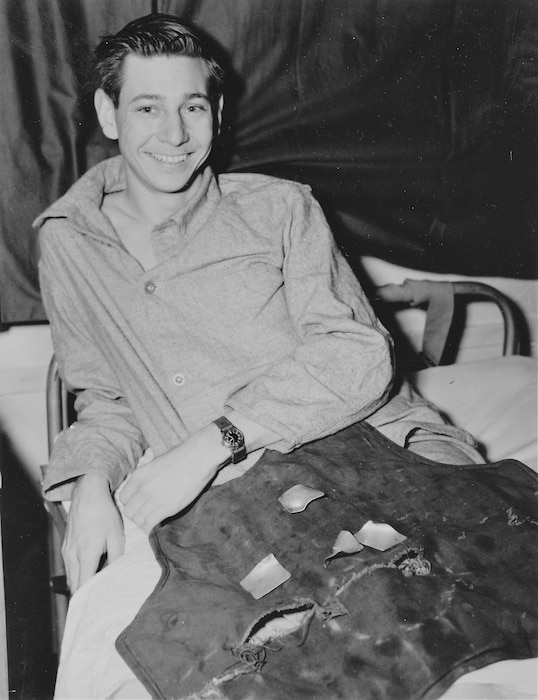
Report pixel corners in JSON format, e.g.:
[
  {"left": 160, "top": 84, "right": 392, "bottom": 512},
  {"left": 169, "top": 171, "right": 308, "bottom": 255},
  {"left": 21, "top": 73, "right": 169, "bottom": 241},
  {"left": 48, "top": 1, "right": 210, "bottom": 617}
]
[{"left": 54, "top": 512, "right": 156, "bottom": 699}]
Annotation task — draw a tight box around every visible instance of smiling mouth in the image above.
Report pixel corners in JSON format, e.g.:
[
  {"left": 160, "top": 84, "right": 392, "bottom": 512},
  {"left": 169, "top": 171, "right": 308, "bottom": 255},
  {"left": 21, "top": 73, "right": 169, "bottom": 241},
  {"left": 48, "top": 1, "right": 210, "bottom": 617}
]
[{"left": 148, "top": 153, "right": 188, "bottom": 164}]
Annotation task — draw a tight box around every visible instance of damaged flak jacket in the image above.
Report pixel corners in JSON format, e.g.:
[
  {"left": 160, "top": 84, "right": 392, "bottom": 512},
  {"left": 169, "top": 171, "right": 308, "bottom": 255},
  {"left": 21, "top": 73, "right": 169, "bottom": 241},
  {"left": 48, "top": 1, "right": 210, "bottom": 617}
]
[{"left": 116, "top": 422, "right": 538, "bottom": 700}]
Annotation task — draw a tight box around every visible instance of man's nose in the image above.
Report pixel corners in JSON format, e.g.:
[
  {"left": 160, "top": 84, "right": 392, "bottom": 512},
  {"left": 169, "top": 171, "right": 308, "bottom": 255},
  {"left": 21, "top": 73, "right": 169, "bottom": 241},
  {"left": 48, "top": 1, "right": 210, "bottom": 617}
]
[{"left": 160, "top": 111, "right": 187, "bottom": 145}]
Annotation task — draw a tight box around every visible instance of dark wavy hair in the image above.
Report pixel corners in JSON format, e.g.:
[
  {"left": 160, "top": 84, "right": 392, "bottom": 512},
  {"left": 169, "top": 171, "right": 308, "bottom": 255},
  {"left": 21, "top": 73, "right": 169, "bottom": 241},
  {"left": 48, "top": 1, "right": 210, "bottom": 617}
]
[{"left": 93, "top": 13, "right": 225, "bottom": 109}]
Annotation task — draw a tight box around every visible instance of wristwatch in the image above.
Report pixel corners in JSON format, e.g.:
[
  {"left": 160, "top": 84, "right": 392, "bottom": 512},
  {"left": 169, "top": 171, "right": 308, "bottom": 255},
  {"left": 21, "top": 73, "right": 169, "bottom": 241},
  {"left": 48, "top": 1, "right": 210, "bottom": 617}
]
[{"left": 214, "top": 416, "right": 247, "bottom": 464}]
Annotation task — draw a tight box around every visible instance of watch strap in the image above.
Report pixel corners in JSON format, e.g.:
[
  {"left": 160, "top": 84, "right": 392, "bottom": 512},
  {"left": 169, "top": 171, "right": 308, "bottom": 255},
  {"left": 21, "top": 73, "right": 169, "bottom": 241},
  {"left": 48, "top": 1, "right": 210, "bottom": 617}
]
[{"left": 214, "top": 416, "right": 247, "bottom": 464}]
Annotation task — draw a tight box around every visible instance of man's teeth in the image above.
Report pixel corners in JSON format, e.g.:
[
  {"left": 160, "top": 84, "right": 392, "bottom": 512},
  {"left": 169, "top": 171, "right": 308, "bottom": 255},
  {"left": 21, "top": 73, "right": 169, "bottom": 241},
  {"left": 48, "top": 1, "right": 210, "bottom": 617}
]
[{"left": 150, "top": 153, "right": 187, "bottom": 164}]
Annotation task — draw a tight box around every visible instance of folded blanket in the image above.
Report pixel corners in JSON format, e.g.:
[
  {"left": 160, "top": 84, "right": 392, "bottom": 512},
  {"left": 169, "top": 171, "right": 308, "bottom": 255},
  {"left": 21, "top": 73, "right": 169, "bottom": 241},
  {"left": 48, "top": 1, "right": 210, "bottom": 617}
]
[{"left": 116, "top": 422, "right": 538, "bottom": 700}]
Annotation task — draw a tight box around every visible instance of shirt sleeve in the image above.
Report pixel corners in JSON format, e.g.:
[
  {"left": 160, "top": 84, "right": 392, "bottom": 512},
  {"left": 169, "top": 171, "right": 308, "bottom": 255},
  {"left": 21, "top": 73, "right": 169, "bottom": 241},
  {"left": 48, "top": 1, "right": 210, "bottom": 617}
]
[
  {"left": 225, "top": 185, "right": 394, "bottom": 451},
  {"left": 39, "top": 232, "right": 147, "bottom": 501}
]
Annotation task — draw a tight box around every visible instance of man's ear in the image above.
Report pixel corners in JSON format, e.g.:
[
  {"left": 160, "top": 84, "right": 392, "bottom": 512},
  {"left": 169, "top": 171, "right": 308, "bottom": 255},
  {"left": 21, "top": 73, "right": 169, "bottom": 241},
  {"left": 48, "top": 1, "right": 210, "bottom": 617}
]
[{"left": 94, "top": 89, "right": 119, "bottom": 140}]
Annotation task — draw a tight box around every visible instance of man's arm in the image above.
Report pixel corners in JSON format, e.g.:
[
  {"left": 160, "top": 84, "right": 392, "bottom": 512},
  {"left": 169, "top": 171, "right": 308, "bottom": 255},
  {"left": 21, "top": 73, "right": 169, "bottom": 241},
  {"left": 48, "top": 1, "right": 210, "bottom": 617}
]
[
  {"left": 46, "top": 369, "right": 145, "bottom": 592},
  {"left": 40, "top": 251, "right": 147, "bottom": 591},
  {"left": 119, "top": 411, "right": 279, "bottom": 533},
  {"left": 39, "top": 244, "right": 147, "bottom": 500},
  {"left": 224, "top": 183, "right": 395, "bottom": 450},
  {"left": 120, "top": 185, "right": 394, "bottom": 532}
]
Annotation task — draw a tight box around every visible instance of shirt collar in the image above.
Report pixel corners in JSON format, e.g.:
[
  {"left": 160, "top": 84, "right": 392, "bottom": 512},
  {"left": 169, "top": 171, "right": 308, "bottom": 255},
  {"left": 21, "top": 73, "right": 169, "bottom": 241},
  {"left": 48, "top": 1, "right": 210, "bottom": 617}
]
[{"left": 33, "top": 156, "right": 221, "bottom": 245}]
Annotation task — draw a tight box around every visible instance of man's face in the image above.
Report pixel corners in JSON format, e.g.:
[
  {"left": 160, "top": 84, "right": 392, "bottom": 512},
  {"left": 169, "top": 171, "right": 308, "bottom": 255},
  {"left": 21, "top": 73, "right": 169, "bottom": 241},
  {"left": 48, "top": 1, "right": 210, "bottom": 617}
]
[{"left": 97, "top": 54, "right": 221, "bottom": 199}]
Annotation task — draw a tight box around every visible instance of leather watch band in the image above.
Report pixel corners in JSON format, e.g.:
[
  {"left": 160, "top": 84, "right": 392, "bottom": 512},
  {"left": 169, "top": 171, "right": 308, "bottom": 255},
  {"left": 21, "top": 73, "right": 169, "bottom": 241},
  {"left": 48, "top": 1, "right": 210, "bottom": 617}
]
[{"left": 214, "top": 416, "right": 247, "bottom": 464}]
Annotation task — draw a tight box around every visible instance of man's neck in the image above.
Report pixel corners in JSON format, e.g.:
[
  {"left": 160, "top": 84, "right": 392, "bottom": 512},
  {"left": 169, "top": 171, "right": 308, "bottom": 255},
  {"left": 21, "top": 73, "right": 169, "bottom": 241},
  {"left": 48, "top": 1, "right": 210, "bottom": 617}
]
[
  {"left": 122, "top": 169, "right": 207, "bottom": 229},
  {"left": 101, "top": 165, "right": 213, "bottom": 271}
]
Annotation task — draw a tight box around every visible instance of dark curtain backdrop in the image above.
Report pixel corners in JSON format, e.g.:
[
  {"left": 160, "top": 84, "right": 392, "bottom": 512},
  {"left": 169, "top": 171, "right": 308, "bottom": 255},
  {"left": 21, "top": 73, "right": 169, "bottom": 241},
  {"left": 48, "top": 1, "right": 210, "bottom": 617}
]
[{"left": 1, "top": 0, "right": 536, "bottom": 324}]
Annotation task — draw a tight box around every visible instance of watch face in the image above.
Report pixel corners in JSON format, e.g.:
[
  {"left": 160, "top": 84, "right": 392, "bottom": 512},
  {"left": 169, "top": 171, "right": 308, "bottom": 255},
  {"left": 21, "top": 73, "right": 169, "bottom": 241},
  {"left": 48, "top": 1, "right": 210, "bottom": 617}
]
[{"left": 223, "top": 427, "right": 244, "bottom": 448}]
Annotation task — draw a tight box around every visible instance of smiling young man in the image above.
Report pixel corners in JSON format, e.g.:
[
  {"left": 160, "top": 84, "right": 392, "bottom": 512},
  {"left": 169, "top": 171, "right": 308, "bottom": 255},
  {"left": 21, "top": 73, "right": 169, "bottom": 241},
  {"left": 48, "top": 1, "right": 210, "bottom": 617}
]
[
  {"left": 96, "top": 52, "right": 222, "bottom": 234},
  {"left": 35, "top": 14, "right": 483, "bottom": 698}
]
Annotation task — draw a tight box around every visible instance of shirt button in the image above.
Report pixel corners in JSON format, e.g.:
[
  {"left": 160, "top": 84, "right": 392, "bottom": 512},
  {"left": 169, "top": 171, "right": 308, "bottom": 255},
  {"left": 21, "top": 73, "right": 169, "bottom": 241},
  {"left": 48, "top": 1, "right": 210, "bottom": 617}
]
[
  {"left": 144, "top": 281, "right": 157, "bottom": 295},
  {"left": 172, "top": 373, "right": 186, "bottom": 387}
]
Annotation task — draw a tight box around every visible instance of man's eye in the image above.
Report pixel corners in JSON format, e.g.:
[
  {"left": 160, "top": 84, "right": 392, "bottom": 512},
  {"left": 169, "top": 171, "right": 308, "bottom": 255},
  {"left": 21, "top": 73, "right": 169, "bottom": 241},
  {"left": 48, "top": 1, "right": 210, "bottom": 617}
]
[
  {"left": 185, "top": 104, "right": 207, "bottom": 113},
  {"left": 138, "top": 105, "right": 156, "bottom": 114}
]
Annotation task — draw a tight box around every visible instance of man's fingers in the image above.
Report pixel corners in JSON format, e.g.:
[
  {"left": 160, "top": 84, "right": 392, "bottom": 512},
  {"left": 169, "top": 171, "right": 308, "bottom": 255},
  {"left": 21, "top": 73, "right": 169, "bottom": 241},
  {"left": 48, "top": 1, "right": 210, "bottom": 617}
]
[
  {"left": 63, "top": 552, "right": 79, "bottom": 594},
  {"left": 127, "top": 500, "right": 163, "bottom": 535},
  {"left": 106, "top": 530, "right": 126, "bottom": 564},
  {"left": 117, "top": 478, "right": 134, "bottom": 505},
  {"left": 63, "top": 528, "right": 125, "bottom": 592},
  {"left": 129, "top": 506, "right": 156, "bottom": 535},
  {"left": 60, "top": 480, "right": 125, "bottom": 592},
  {"left": 121, "top": 488, "right": 144, "bottom": 520},
  {"left": 121, "top": 481, "right": 160, "bottom": 528},
  {"left": 75, "top": 549, "right": 102, "bottom": 592},
  {"left": 62, "top": 536, "right": 81, "bottom": 593}
]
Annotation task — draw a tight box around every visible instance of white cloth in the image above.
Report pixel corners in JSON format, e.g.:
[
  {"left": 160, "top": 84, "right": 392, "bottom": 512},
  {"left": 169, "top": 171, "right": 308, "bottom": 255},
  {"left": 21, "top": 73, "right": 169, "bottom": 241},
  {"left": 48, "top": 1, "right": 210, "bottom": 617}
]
[{"left": 54, "top": 510, "right": 157, "bottom": 700}]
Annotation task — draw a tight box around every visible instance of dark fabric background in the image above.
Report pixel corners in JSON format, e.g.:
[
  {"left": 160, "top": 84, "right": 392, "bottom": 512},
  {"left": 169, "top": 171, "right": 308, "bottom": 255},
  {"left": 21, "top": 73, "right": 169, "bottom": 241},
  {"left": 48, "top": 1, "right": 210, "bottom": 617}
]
[{"left": 1, "top": 0, "right": 536, "bottom": 324}]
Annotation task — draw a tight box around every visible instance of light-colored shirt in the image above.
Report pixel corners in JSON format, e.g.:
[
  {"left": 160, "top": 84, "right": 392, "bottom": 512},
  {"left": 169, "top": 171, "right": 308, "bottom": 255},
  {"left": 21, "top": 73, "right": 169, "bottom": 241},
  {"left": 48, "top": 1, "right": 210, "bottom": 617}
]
[{"left": 36, "top": 157, "right": 478, "bottom": 500}]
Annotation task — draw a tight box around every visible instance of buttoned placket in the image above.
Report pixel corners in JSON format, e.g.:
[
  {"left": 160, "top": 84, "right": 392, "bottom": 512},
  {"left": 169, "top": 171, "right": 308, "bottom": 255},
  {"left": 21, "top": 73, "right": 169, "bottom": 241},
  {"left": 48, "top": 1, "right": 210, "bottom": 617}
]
[{"left": 143, "top": 219, "right": 193, "bottom": 394}]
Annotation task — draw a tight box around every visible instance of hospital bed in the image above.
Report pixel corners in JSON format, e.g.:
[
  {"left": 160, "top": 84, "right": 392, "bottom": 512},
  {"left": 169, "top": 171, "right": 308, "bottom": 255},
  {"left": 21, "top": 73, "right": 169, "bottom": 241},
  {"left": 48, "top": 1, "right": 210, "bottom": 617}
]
[{"left": 41, "top": 278, "right": 537, "bottom": 699}]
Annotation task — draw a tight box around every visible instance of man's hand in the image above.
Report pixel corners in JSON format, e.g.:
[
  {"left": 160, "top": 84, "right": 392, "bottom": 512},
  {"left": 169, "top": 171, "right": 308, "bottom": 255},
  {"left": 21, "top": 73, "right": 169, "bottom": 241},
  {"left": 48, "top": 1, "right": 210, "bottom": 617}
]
[
  {"left": 119, "top": 412, "right": 280, "bottom": 534},
  {"left": 63, "top": 473, "right": 125, "bottom": 593},
  {"left": 119, "top": 423, "right": 228, "bottom": 534}
]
